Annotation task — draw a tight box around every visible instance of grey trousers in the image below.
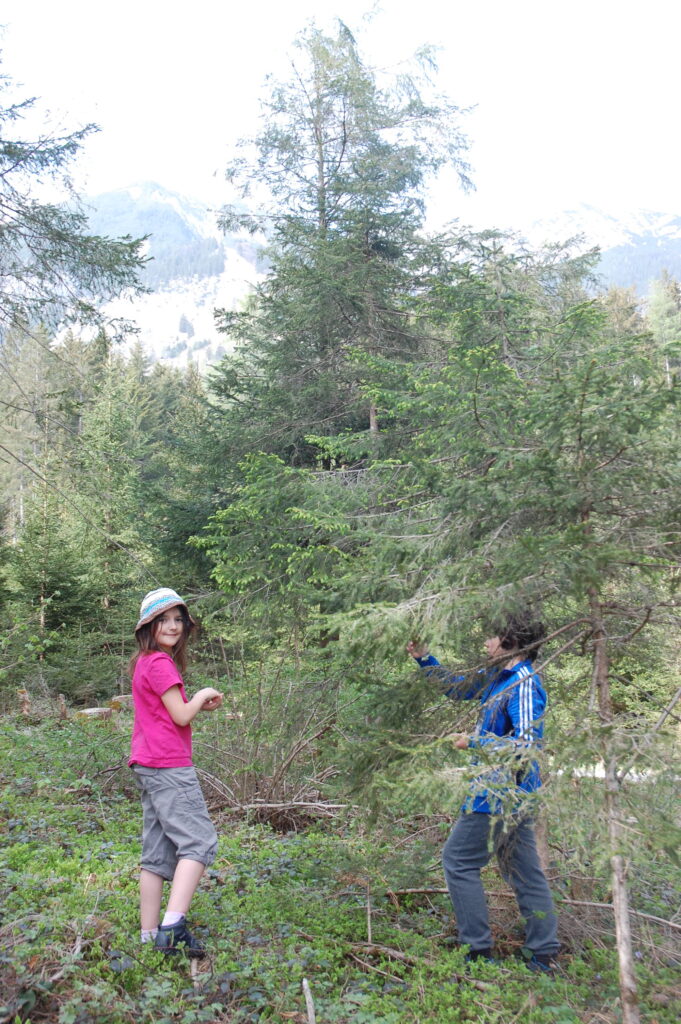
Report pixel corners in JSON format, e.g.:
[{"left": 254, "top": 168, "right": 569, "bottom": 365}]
[
  {"left": 132, "top": 765, "right": 218, "bottom": 881},
  {"left": 442, "top": 811, "right": 559, "bottom": 955}
]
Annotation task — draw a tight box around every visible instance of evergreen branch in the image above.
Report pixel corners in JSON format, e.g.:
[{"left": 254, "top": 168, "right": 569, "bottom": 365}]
[
  {"left": 386, "top": 888, "right": 681, "bottom": 933},
  {"left": 617, "top": 684, "right": 681, "bottom": 784}
]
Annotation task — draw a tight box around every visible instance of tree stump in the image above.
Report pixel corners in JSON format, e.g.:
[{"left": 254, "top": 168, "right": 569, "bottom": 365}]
[{"left": 109, "top": 694, "right": 134, "bottom": 711}]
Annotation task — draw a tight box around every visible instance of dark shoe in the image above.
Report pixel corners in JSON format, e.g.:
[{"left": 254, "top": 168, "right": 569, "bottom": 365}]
[
  {"left": 520, "top": 948, "right": 558, "bottom": 973},
  {"left": 465, "top": 947, "right": 495, "bottom": 963},
  {"left": 154, "top": 917, "right": 206, "bottom": 958}
]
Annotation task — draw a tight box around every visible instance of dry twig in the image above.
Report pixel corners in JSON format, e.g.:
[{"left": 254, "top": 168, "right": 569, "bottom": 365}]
[{"left": 302, "top": 977, "right": 316, "bottom": 1024}]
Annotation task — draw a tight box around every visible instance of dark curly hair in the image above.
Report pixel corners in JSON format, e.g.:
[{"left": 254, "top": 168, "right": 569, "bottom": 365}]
[{"left": 497, "top": 613, "right": 545, "bottom": 663}]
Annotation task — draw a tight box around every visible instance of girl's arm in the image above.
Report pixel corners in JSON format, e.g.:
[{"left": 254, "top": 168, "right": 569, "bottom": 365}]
[{"left": 161, "top": 685, "right": 223, "bottom": 727}]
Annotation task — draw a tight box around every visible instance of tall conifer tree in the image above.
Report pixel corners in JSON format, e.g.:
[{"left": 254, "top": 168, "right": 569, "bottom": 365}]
[{"left": 211, "top": 23, "right": 471, "bottom": 464}]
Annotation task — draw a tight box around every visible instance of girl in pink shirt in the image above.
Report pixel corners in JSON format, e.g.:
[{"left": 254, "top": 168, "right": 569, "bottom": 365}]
[{"left": 129, "top": 588, "right": 223, "bottom": 956}]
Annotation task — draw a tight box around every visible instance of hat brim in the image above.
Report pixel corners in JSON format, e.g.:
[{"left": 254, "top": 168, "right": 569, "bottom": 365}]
[{"left": 134, "top": 600, "right": 197, "bottom": 633}]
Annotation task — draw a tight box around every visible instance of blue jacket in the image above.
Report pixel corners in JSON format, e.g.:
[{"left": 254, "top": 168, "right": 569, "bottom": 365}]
[{"left": 416, "top": 655, "right": 547, "bottom": 814}]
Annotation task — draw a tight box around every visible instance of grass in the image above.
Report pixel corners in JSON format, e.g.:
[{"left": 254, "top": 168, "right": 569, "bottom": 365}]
[{"left": 0, "top": 714, "right": 679, "bottom": 1023}]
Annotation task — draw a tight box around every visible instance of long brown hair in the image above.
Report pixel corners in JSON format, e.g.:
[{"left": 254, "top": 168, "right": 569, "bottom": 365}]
[{"left": 128, "top": 605, "right": 195, "bottom": 676}]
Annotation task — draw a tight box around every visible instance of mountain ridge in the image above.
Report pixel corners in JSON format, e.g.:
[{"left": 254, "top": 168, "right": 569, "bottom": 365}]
[
  {"left": 87, "top": 182, "right": 264, "bottom": 368},
  {"left": 87, "top": 184, "right": 681, "bottom": 366},
  {"left": 524, "top": 205, "right": 681, "bottom": 293}
]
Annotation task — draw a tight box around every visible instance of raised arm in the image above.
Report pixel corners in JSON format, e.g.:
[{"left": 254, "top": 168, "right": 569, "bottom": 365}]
[
  {"left": 406, "top": 641, "right": 484, "bottom": 700},
  {"left": 406, "top": 639, "right": 440, "bottom": 669}
]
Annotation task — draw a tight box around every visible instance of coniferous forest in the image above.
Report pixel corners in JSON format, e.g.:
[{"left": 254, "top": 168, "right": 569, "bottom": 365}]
[{"left": 1, "top": 25, "right": 680, "bottom": 1024}]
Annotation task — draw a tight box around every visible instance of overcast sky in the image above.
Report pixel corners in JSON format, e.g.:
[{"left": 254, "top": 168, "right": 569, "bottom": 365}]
[{"left": 2, "top": 0, "right": 679, "bottom": 231}]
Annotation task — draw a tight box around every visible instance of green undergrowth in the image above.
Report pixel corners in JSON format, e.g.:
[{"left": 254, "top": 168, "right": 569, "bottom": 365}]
[{"left": 0, "top": 717, "right": 679, "bottom": 1024}]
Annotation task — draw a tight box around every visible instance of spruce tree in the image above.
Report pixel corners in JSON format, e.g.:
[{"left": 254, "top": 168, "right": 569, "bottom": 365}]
[
  {"left": 211, "top": 23, "right": 471, "bottom": 466},
  {"left": 330, "top": 247, "right": 678, "bottom": 1024}
]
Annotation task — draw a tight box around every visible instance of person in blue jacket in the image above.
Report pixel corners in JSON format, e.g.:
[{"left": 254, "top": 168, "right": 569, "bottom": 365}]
[{"left": 407, "top": 614, "right": 559, "bottom": 970}]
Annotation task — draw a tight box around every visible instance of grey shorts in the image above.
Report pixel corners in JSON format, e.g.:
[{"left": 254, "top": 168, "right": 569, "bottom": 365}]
[{"left": 132, "top": 765, "right": 218, "bottom": 880}]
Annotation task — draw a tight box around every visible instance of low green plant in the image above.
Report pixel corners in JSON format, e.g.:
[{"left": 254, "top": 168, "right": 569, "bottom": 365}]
[{"left": 1, "top": 717, "right": 679, "bottom": 1024}]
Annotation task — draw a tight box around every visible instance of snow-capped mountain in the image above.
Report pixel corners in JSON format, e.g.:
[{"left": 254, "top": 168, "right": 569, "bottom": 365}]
[
  {"left": 87, "top": 185, "right": 681, "bottom": 370},
  {"left": 86, "top": 182, "right": 264, "bottom": 368},
  {"left": 525, "top": 205, "right": 681, "bottom": 294}
]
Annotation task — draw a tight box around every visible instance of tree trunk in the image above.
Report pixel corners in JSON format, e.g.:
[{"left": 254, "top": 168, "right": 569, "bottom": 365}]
[
  {"left": 590, "top": 588, "right": 640, "bottom": 1024},
  {"left": 39, "top": 484, "right": 47, "bottom": 660},
  {"left": 607, "top": 788, "right": 640, "bottom": 1024}
]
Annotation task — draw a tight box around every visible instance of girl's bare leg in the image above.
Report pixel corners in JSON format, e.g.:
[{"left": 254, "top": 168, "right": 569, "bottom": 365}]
[
  {"left": 165, "top": 858, "right": 205, "bottom": 916},
  {"left": 140, "top": 868, "right": 164, "bottom": 930}
]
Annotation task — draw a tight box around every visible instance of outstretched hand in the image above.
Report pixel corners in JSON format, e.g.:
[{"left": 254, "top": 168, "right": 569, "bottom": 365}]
[{"left": 406, "top": 639, "right": 429, "bottom": 659}]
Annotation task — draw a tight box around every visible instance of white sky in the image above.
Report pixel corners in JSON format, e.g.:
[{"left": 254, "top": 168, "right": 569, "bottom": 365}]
[{"left": 2, "top": 0, "right": 680, "bottom": 231}]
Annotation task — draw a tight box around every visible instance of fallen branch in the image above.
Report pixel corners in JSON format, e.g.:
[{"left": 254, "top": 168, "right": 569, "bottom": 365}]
[
  {"left": 92, "top": 763, "right": 126, "bottom": 777},
  {"left": 349, "top": 941, "right": 495, "bottom": 991},
  {"left": 387, "top": 887, "right": 448, "bottom": 897},
  {"left": 352, "top": 942, "right": 425, "bottom": 966},
  {"left": 235, "top": 800, "right": 346, "bottom": 815},
  {"left": 386, "top": 888, "right": 681, "bottom": 933},
  {"left": 557, "top": 897, "right": 681, "bottom": 932},
  {"left": 190, "top": 959, "right": 200, "bottom": 989},
  {"left": 293, "top": 930, "right": 498, "bottom": 994},
  {"left": 194, "top": 767, "right": 347, "bottom": 818},
  {"left": 349, "top": 952, "right": 404, "bottom": 984}
]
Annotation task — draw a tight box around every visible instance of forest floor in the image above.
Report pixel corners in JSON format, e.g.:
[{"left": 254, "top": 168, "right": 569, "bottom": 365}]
[{"left": 1, "top": 713, "right": 679, "bottom": 1024}]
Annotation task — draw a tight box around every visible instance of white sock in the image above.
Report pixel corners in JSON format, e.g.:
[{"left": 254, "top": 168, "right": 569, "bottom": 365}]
[
  {"left": 161, "top": 911, "right": 184, "bottom": 927},
  {"left": 141, "top": 928, "right": 158, "bottom": 943}
]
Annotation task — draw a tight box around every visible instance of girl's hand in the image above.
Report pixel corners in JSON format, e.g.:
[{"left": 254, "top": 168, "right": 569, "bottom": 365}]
[
  {"left": 406, "top": 639, "right": 429, "bottom": 659},
  {"left": 199, "top": 687, "right": 223, "bottom": 711},
  {"left": 201, "top": 696, "right": 223, "bottom": 711},
  {"left": 162, "top": 685, "right": 223, "bottom": 726}
]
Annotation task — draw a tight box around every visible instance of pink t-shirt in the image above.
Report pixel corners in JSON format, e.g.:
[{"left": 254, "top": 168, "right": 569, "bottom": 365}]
[{"left": 128, "top": 651, "right": 193, "bottom": 767}]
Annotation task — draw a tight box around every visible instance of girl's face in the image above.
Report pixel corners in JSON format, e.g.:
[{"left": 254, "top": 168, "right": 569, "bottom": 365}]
[{"left": 153, "top": 609, "right": 185, "bottom": 652}]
